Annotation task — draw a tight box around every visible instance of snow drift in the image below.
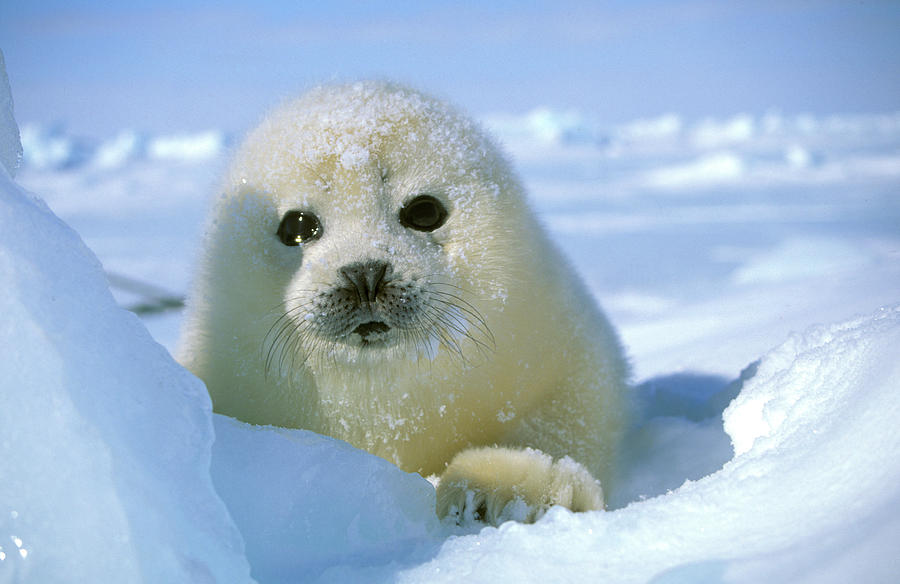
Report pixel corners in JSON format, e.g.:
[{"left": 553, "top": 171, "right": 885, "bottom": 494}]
[
  {"left": 383, "top": 306, "right": 900, "bottom": 583},
  {"left": 210, "top": 417, "right": 438, "bottom": 583},
  {"left": 0, "top": 68, "right": 252, "bottom": 580}
]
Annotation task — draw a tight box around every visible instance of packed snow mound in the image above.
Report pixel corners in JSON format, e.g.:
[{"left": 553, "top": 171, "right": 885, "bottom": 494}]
[
  {"left": 210, "top": 416, "right": 439, "bottom": 583},
  {"left": 0, "top": 156, "right": 251, "bottom": 581},
  {"left": 380, "top": 305, "right": 900, "bottom": 584}
]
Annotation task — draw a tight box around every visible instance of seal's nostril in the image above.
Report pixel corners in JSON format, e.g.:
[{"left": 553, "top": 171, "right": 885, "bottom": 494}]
[{"left": 339, "top": 260, "right": 392, "bottom": 304}]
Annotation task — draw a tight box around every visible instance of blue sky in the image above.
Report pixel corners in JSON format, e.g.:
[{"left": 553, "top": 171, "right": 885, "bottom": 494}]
[{"left": 2, "top": 0, "right": 899, "bottom": 137}]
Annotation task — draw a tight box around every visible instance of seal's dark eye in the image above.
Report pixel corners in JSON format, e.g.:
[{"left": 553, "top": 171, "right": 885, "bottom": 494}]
[
  {"left": 276, "top": 210, "right": 322, "bottom": 246},
  {"left": 399, "top": 195, "right": 448, "bottom": 232}
]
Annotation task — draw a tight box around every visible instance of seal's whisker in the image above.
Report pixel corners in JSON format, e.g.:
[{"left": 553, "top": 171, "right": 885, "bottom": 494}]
[
  {"left": 260, "top": 271, "right": 497, "bottom": 373},
  {"left": 428, "top": 295, "right": 494, "bottom": 349},
  {"left": 428, "top": 289, "right": 495, "bottom": 345}
]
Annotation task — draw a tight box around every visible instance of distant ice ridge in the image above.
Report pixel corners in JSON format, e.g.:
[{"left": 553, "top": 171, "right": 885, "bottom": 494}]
[
  {"left": 484, "top": 109, "right": 900, "bottom": 194},
  {"left": 17, "top": 109, "right": 900, "bottom": 173},
  {"left": 19, "top": 123, "right": 228, "bottom": 170},
  {"left": 482, "top": 108, "right": 900, "bottom": 149}
]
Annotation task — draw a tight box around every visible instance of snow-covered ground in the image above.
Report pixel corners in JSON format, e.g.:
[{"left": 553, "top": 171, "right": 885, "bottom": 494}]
[{"left": 3, "top": 56, "right": 900, "bottom": 582}]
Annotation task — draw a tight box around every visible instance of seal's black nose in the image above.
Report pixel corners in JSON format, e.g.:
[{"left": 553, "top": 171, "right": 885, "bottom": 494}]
[{"left": 339, "top": 260, "right": 392, "bottom": 304}]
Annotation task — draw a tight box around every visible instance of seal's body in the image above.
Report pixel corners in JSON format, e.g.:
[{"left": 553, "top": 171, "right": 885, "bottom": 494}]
[{"left": 179, "top": 82, "right": 629, "bottom": 524}]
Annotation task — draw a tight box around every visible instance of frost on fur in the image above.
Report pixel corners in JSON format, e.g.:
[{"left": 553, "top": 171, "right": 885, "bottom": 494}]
[{"left": 436, "top": 446, "right": 604, "bottom": 525}]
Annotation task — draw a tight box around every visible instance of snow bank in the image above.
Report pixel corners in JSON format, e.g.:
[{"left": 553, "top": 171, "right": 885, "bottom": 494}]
[
  {"left": 0, "top": 101, "right": 251, "bottom": 582},
  {"left": 383, "top": 305, "right": 900, "bottom": 583},
  {"left": 210, "top": 416, "right": 439, "bottom": 583},
  {"left": 718, "top": 306, "right": 900, "bottom": 582}
]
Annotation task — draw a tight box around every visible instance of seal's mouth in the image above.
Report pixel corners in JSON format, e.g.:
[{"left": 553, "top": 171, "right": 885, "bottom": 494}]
[{"left": 353, "top": 320, "right": 391, "bottom": 342}]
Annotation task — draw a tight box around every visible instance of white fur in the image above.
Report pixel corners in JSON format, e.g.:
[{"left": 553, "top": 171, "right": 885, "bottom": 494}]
[{"left": 179, "top": 81, "right": 629, "bottom": 524}]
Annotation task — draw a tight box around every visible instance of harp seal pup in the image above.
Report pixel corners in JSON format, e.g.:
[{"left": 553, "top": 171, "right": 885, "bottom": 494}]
[{"left": 179, "top": 81, "right": 629, "bottom": 525}]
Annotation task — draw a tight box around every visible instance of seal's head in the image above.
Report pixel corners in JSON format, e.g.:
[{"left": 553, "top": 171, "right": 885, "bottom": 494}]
[
  {"left": 240, "top": 82, "right": 518, "bottom": 369},
  {"left": 181, "top": 82, "right": 543, "bottom": 421}
]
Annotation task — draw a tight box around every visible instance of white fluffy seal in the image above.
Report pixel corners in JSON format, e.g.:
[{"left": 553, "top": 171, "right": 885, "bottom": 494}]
[{"left": 179, "top": 81, "right": 629, "bottom": 524}]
